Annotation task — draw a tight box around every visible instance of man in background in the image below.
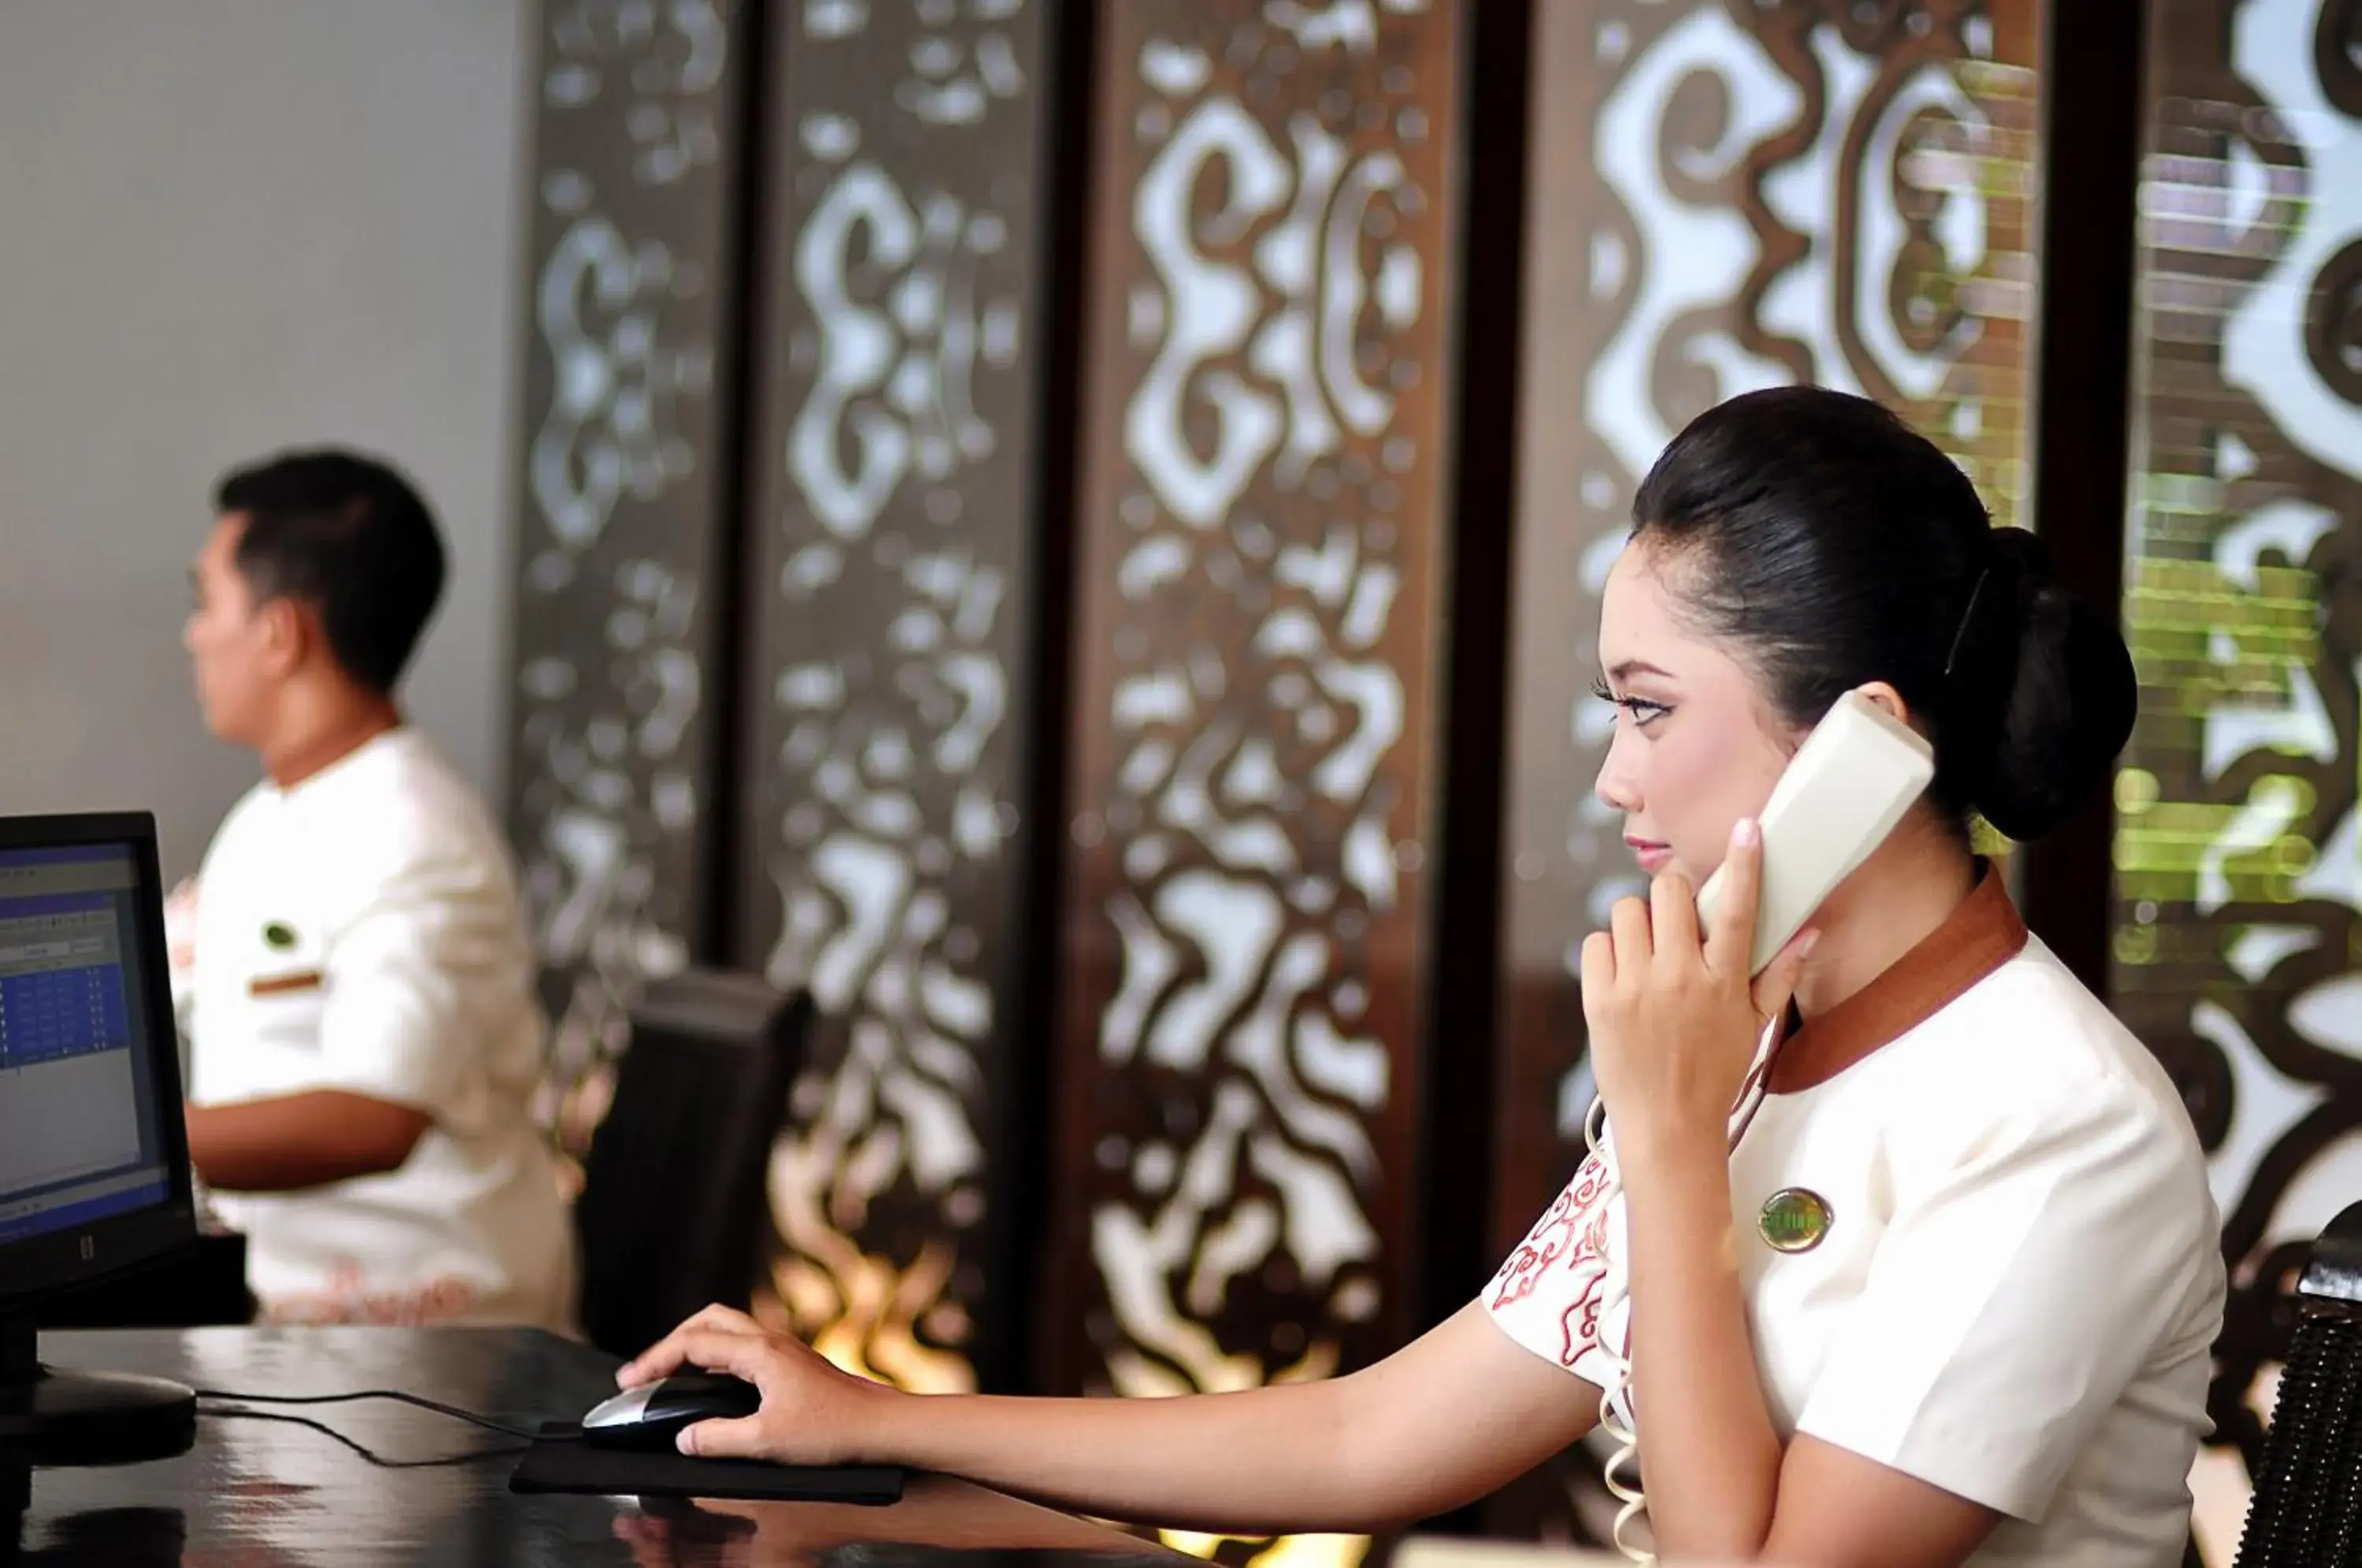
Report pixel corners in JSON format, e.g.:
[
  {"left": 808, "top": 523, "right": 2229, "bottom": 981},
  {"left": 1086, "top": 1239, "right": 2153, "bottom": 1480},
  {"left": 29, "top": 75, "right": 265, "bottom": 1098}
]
[{"left": 173, "top": 449, "right": 573, "bottom": 1329}]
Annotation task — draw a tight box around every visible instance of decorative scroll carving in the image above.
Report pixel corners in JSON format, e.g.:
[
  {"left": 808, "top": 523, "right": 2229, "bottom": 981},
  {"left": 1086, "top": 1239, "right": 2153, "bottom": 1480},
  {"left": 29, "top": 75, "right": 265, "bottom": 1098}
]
[
  {"left": 2113, "top": 0, "right": 2362, "bottom": 1514},
  {"left": 1493, "top": 0, "right": 2042, "bottom": 1540},
  {"left": 1497, "top": 0, "right": 2039, "bottom": 1264},
  {"left": 1051, "top": 1, "right": 1462, "bottom": 1446},
  {"left": 735, "top": 0, "right": 1053, "bottom": 1395},
  {"left": 507, "top": 0, "right": 750, "bottom": 1159}
]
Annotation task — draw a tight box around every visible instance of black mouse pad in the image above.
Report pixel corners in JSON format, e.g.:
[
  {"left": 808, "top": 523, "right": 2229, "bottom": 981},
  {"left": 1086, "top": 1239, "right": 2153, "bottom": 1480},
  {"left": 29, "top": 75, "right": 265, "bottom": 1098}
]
[{"left": 509, "top": 1422, "right": 905, "bottom": 1505}]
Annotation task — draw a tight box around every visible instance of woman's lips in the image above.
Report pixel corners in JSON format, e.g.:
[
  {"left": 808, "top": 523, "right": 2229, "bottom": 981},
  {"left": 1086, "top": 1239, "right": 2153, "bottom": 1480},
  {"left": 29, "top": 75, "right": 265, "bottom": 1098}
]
[{"left": 1625, "top": 838, "right": 1672, "bottom": 874}]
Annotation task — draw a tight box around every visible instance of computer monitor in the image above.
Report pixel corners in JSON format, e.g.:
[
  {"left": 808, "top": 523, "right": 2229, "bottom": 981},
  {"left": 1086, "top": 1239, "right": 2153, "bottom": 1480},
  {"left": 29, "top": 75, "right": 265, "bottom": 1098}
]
[{"left": 0, "top": 812, "right": 199, "bottom": 1472}]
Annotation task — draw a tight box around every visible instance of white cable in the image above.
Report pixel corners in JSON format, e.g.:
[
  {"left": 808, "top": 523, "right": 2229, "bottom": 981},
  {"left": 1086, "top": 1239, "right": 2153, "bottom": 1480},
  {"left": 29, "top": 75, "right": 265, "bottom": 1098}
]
[{"left": 1581, "top": 1040, "right": 1782, "bottom": 1566}]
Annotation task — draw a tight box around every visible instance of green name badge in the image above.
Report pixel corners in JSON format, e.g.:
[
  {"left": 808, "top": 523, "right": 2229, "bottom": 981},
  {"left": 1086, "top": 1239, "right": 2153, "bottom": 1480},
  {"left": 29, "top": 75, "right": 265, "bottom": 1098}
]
[{"left": 1758, "top": 1188, "right": 1834, "bottom": 1254}]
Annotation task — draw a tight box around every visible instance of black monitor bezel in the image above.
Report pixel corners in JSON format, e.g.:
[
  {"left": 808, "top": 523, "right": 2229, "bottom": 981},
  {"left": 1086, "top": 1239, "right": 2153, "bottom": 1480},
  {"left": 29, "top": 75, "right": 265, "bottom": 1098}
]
[{"left": 0, "top": 811, "right": 198, "bottom": 1304}]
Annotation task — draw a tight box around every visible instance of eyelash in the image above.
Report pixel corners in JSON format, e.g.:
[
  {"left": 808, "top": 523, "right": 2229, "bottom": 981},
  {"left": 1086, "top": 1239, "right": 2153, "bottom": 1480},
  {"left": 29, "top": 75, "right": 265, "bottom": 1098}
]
[{"left": 1591, "top": 678, "right": 1671, "bottom": 727}]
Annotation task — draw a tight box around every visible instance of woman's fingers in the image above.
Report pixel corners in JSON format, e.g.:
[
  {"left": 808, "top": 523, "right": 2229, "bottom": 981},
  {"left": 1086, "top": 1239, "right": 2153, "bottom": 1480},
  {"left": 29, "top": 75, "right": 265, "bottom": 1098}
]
[
  {"left": 618, "top": 1303, "right": 764, "bottom": 1388},
  {"left": 1702, "top": 818, "right": 1764, "bottom": 979}
]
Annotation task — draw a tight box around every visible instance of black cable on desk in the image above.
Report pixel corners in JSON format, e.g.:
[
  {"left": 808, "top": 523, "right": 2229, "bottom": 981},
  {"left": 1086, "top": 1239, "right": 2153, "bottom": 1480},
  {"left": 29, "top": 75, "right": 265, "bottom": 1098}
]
[
  {"left": 195, "top": 1405, "right": 529, "bottom": 1470},
  {"left": 187, "top": 1386, "right": 579, "bottom": 1443}
]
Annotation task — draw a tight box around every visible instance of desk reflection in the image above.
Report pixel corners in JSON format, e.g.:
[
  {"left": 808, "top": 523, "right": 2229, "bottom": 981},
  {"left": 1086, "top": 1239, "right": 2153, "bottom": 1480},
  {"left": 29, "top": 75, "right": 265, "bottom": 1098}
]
[
  {"left": 609, "top": 1476, "right": 1185, "bottom": 1568},
  {"left": 16, "top": 1328, "right": 1186, "bottom": 1568},
  {"left": 12, "top": 1479, "right": 1180, "bottom": 1568}
]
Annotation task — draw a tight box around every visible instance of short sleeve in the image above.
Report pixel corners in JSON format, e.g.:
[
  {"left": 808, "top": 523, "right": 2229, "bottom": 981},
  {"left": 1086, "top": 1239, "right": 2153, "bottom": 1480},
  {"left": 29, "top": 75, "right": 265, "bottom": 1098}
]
[
  {"left": 1485, "top": 1150, "right": 1623, "bottom": 1394},
  {"left": 312, "top": 851, "right": 528, "bottom": 1133},
  {"left": 1796, "top": 1088, "right": 2212, "bottom": 1520},
  {"left": 165, "top": 878, "right": 200, "bottom": 1027}
]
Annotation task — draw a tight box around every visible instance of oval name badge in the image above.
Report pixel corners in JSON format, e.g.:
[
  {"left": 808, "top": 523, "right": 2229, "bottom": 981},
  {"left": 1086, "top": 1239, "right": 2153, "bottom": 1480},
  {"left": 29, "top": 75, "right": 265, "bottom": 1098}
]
[{"left": 1758, "top": 1188, "right": 1834, "bottom": 1254}]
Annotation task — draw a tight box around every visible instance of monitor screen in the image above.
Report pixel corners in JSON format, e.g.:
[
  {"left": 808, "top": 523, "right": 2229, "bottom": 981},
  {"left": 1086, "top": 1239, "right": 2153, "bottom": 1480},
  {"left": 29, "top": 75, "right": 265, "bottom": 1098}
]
[{"left": 0, "top": 843, "right": 174, "bottom": 1247}]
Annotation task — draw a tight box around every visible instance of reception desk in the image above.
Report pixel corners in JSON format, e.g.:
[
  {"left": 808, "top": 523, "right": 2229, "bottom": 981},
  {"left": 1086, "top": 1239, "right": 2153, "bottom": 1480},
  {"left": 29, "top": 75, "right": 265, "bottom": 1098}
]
[{"left": 10, "top": 1326, "right": 1187, "bottom": 1566}]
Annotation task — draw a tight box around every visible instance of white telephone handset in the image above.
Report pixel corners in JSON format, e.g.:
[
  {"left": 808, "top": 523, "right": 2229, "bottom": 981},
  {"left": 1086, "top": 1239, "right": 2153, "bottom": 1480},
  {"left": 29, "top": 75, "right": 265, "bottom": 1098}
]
[
  {"left": 1694, "top": 688, "right": 1936, "bottom": 974},
  {"left": 1586, "top": 688, "right": 1934, "bottom": 1563}
]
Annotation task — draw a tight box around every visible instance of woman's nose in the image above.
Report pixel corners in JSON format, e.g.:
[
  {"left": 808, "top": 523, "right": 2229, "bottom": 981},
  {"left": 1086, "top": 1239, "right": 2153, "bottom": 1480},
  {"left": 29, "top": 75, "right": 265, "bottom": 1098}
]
[{"left": 1594, "top": 733, "right": 1642, "bottom": 814}]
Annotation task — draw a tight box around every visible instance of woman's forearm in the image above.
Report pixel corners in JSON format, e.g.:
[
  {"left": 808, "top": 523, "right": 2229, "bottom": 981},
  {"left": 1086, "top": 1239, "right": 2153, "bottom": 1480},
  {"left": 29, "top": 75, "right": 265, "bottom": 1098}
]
[
  {"left": 836, "top": 1374, "right": 1396, "bottom": 1535},
  {"left": 1621, "top": 1125, "right": 1786, "bottom": 1559},
  {"left": 645, "top": 1299, "right": 1595, "bottom": 1537},
  {"left": 824, "top": 1303, "right": 1591, "bottom": 1538}
]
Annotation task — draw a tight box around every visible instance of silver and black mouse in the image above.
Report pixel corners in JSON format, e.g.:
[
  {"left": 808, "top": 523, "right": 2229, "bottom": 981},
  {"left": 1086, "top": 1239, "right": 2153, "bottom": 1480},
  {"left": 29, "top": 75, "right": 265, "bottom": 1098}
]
[{"left": 580, "top": 1372, "right": 763, "bottom": 1450}]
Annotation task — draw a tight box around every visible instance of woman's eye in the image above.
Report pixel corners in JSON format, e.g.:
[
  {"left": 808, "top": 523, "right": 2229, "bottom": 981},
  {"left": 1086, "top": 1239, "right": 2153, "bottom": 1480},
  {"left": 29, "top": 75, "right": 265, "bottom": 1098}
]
[{"left": 1591, "top": 679, "right": 1669, "bottom": 727}]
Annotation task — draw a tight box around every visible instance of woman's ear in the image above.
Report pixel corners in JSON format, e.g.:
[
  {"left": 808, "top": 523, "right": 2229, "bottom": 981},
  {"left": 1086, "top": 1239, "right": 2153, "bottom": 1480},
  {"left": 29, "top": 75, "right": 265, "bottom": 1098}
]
[{"left": 1852, "top": 680, "right": 1921, "bottom": 731}]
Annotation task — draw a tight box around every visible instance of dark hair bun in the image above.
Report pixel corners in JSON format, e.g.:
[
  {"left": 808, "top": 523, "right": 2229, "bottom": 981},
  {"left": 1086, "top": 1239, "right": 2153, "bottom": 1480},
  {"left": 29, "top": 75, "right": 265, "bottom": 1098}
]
[{"left": 1968, "top": 527, "right": 2138, "bottom": 841}]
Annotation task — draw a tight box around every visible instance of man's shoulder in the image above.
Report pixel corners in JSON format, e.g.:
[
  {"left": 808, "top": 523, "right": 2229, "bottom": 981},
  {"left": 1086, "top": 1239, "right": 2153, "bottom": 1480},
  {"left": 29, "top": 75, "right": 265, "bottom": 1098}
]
[
  {"left": 366, "top": 730, "right": 496, "bottom": 814},
  {"left": 210, "top": 771, "right": 279, "bottom": 833},
  {"left": 299, "top": 733, "right": 516, "bottom": 892},
  {"left": 196, "top": 772, "right": 289, "bottom": 878}
]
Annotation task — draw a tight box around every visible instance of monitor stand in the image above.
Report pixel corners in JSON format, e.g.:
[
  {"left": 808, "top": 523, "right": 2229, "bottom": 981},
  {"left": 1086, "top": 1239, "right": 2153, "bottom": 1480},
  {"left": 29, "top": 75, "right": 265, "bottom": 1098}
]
[{"left": 0, "top": 1315, "right": 194, "bottom": 1471}]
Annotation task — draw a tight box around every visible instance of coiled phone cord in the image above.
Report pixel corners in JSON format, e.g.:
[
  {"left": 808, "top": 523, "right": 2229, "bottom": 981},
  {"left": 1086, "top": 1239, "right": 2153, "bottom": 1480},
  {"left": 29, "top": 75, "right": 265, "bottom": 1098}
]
[{"left": 1582, "top": 1026, "right": 1786, "bottom": 1566}]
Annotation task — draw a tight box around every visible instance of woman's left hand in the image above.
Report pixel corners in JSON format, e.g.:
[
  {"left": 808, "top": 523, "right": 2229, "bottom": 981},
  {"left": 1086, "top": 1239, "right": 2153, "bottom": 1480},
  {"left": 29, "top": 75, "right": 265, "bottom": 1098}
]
[{"left": 1582, "top": 817, "right": 1816, "bottom": 1159}]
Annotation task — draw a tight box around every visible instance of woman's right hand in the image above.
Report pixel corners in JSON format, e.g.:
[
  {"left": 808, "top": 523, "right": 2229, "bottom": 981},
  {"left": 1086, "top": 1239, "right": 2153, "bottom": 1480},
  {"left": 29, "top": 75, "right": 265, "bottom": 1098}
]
[{"left": 616, "top": 1304, "right": 891, "bottom": 1463}]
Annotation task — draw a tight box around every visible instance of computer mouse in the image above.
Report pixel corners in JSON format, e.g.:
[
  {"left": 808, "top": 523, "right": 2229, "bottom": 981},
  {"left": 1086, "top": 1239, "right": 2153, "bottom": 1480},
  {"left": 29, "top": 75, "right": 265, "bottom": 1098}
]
[{"left": 581, "top": 1371, "right": 764, "bottom": 1450}]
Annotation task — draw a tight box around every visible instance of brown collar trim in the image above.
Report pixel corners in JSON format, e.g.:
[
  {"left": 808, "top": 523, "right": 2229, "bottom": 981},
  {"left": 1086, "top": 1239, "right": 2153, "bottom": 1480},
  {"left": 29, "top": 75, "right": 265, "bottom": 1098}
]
[{"left": 1766, "top": 864, "right": 2028, "bottom": 1094}]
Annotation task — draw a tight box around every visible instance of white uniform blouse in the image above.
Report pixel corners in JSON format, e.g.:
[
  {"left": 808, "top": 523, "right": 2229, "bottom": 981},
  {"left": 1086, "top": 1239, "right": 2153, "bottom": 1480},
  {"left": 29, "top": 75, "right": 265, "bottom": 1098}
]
[{"left": 1489, "top": 873, "right": 2226, "bottom": 1567}]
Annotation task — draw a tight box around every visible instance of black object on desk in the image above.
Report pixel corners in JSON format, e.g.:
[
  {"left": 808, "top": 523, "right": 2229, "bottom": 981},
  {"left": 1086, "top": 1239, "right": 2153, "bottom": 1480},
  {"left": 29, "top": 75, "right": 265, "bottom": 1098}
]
[
  {"left": 31, "top": 1228, "right": 254, "bottom": 1331},
  {"left": 513, "top": 1421, "right": 905, "bottom": 1504},
  {"left": 0, "top": 815, "right": 212, "bottom": 1474},
  {"left": 13, "top": 1326, "right": 1186, "bottom": 1566}
]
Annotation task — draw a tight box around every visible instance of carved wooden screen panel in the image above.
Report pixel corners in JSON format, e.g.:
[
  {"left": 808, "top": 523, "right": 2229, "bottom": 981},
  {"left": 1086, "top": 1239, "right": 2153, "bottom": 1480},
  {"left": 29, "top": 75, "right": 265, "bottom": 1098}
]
[
  {"left": 507, "top": 0, "right": 753, "bottom": 1160},
  {"left": 2110, "top": 0, "right": 2362, "bottom": 1521},
  {"left": 731, "top": 0, "right": 1057, "bottom": 1397},
  {"left": 1047, "top": 0, "right": 1464, "bottom": 1440},
  {"left": 1491, "top": 0, "right": 2045, "bottom": 1538}
]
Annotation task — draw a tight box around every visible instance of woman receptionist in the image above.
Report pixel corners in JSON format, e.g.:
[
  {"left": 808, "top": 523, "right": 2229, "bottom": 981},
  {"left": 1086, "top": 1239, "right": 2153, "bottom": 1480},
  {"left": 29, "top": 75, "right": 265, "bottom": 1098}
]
[{"left": 615, "top": 387, "right": 2226, "bottom": 1568}]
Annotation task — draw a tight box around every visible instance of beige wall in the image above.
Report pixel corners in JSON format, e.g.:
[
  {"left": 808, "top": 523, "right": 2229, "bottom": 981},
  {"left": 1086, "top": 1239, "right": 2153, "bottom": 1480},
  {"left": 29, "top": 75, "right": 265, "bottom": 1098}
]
[{"left": 0, "top": 0, "right": 531, "bottom": 878}]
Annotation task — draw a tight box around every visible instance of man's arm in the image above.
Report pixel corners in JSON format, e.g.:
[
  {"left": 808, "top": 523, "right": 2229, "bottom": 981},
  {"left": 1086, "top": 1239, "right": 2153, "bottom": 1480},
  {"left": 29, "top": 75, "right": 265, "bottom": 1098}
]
[
  {"left": 186, "top": 1090, "right": 430, "bottom": 1192},
  {"left": 188, "top": 843, "right": 505, "bottom": 1193}
]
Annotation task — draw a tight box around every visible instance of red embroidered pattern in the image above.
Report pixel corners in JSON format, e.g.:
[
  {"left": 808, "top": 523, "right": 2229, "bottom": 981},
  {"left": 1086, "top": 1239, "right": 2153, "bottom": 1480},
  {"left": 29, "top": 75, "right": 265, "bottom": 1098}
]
[
  {"left": 1490, "top": 1151, "right": 1617, "bottom": 1368},
  {"left": 262, "top": 1259, "right": 481, "bottom": 1327}
]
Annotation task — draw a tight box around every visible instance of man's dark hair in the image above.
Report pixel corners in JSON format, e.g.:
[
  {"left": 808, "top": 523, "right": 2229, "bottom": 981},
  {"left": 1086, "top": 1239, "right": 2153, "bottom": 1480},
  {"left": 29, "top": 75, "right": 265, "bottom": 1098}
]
[{"left": 213, "top": 449, "right": 447, "bottom": 696}]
